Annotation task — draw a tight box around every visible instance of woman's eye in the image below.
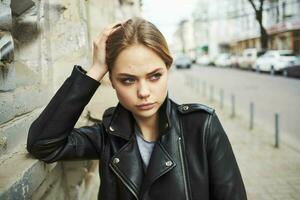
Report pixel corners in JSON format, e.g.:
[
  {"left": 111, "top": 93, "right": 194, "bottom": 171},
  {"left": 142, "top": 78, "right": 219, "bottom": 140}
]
[
  {"left": 149, "top": 73, "right": 162, "bottom": 81},
  {"left": 121, "top": 78, "right": 135, "bottom": 85}
]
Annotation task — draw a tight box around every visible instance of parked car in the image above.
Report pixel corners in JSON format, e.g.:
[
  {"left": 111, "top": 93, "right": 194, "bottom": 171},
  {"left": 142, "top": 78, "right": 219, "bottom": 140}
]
[
  {"left": 282, "top": 56, "right": 300, "bottom": 78},
  {"left": 214, "top": 53, "right": 232, "bottom": 67},
  {"left": 174, "top": 55, "right": 192, "bottom": 69},
  {"left": 196, "top": 54, "right": 212, "bottom": 66},
  {"left": 254, "top": 50, "right": 300, "bottom": 73},
  {"left": 239, "top": 48, "right": 266, "bottom": 70},
  {"left": 282, "top": 64, "right": 300, "bottom": 78},
  {"left": 230, "top": 54, "right": 242, "bottom": 68}
]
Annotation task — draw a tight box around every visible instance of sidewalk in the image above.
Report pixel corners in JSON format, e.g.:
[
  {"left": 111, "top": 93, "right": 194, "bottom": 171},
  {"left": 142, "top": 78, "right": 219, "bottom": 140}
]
[
  {"left": 221, "top": 112, "right": 300, "bottom": 200},
  {"left": 168, "top": 69, "right": 300, "bottom": 200},
  {"left": 87, "top": 69, "right": 300, "bottom": 200}
]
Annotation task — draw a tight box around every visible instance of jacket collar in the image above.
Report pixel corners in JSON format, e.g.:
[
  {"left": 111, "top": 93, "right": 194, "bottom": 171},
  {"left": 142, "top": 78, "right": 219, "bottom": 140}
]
[{"left": 103, "top": 94, "right": 172, "bottom": 140}]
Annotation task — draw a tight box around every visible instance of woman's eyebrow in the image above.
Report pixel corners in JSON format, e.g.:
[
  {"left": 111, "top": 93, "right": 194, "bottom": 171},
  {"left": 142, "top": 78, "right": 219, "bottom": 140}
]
[{"left": 117, "top": 67, "right": 164, "bottom": 77}]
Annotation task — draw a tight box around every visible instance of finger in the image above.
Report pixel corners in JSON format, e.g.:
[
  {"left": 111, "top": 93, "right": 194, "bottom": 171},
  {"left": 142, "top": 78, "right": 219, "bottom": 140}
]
[
  {"left": 96, "top": 26, "right": 120, "bottom": 44},
  {"left": 106, "top": 20, "right": 127, "bottom": 34},
  {"left": 96, "top": 26, "right": 117, "bottom": 41},
  {"left": 108, "top": 20, "right": 126, "bottom": 29}
]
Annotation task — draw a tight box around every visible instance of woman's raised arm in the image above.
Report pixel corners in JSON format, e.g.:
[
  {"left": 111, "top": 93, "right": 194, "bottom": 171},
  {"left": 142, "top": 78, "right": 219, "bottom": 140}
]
[
  {"left": 26, "top": 65, "right": 104, "bottom": 163},
  {"left": 26, "top": 22, "right": 123, "bottom": 163}
]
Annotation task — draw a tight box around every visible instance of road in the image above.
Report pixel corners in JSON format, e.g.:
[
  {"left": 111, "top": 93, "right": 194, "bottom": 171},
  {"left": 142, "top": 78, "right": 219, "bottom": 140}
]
[{"left": 169, "top": 64, "right": 300, "bottom": 151}]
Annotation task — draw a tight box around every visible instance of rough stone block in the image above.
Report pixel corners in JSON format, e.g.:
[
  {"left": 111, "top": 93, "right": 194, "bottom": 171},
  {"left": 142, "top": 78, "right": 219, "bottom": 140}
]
[
  {"left": 0, "top": 110, "right": 39, "bottom": 156},
  {"left": 0, "top": 147, "right": 58, "bottom": 199},
  {"left": 0, "top": 0, "right": 12, "bottom": 30},
  {"left": 31, "top": 162, "right": 68, "bottom": 200},
  {"left": 0, "top": 31, "right": 14, "bottom": 62},
  {"left": 0, "top": 63, "right": 16, "bottom": 91},
  {"left": 10, "top": 0, "right": 35, "bottom": 16},
  {"left": 14, "top": 60, "right": 41, "bottom": 87},
  {"left": 0, "top": 83, "right": 51, "bottom": 124}
]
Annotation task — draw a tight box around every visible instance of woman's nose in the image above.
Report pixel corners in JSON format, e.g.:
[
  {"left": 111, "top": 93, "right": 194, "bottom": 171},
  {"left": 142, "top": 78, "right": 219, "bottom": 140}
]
[{"left": 137, "top": 82, "right": 150, "bottom": 99}]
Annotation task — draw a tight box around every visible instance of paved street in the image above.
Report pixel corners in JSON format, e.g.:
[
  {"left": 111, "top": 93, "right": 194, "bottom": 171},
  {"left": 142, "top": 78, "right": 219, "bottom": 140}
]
[
  {"left": 178, "top": 65, "right": 300, "bottom": 152},
  {"left": 87, "top": 66, "right": 300, "bottom": 200}
]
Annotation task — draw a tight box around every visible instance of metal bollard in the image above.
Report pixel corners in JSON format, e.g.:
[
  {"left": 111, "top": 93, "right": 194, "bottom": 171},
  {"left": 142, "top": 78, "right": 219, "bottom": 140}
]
[
  {"left": 270, "top": 68, "right": 275, "bottom": 76},
  {"left": 275, "top": 113, "right": 279, "bottom": 148},
  {"left": 220, "top": 89, "right": 224, "bottom": 109},
  {"left": 249, "top": 102, "right": 254, "bottom": 130},
  {"left": 231, "top": 94, "right": 235, "bottom": 118}
]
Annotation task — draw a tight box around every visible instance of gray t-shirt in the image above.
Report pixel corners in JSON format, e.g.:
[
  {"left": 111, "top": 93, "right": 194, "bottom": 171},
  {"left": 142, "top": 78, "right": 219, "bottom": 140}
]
[{"left": 134, "top": 123, "right": 156, "bottom": 171}]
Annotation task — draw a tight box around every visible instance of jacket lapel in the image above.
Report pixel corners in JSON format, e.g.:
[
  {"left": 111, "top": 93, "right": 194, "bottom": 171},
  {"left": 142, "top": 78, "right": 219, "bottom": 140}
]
[
  {"left": 141, "top": 141, "right": 176, "bottom": 192},
  {"left": 109, "top": 136, "right": 144, "bottom": 199}
]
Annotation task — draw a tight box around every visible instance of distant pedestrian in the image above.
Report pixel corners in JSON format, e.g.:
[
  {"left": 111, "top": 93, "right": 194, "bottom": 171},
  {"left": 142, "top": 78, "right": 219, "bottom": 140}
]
[{"left": 27, "top": 17, "right": 247, "bottom": 200}]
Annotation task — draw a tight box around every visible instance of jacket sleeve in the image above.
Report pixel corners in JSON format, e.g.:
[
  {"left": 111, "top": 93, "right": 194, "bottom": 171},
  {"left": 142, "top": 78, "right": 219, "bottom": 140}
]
[
  {"left": 206, "top": 112, "right": 247, "bottom": 200},
  {"left": 26, "top": 65, "right": 105, "bottom": 163}
]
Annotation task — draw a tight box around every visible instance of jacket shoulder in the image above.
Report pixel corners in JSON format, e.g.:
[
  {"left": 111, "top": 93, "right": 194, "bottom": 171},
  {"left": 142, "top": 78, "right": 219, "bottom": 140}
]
[
  {"left": 177, "top": 103, "right": 215, "bottom": 115},
  {"left": 103, "top": 106, "right": 116, "bottom": 118}
]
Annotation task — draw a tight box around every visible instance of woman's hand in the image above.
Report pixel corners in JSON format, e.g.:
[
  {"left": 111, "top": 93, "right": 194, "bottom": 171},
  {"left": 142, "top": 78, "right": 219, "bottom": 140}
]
[{"left": 87, "top": 22, "right": 123, "bottom": 82}]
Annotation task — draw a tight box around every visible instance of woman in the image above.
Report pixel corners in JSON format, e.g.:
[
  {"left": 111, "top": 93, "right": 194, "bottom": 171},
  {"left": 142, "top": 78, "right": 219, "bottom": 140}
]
[{"left": 27, "top": 17, "right": 247, "bottom": 200}]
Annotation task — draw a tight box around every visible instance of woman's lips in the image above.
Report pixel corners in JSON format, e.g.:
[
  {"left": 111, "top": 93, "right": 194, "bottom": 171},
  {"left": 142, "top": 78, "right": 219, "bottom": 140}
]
[{"left": 136, "top": 103, "right": 155, "bottom": 110}]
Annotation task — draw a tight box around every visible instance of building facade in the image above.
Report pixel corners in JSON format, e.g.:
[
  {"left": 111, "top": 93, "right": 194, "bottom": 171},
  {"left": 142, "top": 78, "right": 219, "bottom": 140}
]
[{"left": 192, "top": 0, "right": 300, "bottom": 58}]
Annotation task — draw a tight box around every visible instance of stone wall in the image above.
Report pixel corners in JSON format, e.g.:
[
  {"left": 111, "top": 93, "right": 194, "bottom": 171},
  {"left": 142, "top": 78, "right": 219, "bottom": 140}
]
[{"left": 0, "top": 0, "right": 141, "bottom": 199}]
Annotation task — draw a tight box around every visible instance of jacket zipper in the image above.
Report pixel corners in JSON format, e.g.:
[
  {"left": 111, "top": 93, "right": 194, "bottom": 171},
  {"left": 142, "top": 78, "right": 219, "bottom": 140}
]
[
  {"left": 109, "top": 163, "right": 139, "bottom": 200},
  {"left": 178, "top": 136, "right": 191, "bottom": 200}
]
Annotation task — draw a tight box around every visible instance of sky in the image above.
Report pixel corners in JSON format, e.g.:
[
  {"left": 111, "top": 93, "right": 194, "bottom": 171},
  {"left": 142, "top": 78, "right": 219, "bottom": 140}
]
[{"left": 141, "top": 0, "right": 198, "bottom": 46}]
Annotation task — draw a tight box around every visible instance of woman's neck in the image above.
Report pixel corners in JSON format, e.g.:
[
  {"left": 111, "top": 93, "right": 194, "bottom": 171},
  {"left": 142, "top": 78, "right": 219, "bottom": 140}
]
[{"left": 134, "top": 113, "right": 159, "bottom": 142}]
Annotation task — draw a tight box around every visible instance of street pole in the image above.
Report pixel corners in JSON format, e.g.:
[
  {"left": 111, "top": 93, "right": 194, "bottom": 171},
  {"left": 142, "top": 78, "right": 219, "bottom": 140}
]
[
  {"left": 275, "top": 113, "right": 279, "bottom": 148},
  {"left": 231, "top": 94, "right": 235, "bottom": 118}
]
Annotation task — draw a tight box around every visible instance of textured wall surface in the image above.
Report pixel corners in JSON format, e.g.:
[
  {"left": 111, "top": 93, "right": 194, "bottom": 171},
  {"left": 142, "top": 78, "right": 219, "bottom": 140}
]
[{"left": 0, "top": 0, "right": 141, "bottom": 199}]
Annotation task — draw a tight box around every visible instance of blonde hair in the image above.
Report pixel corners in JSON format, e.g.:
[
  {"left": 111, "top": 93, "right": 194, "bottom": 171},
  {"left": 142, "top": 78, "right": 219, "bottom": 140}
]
[{"left": 105, "top": 17, "right": 173, "bottom": 72}]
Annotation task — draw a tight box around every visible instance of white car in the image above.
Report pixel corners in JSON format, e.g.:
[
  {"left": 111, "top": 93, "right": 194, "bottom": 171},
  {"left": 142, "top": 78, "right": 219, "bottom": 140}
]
[
  {"left": 254, "top": 50, "right": 300, "bottom": 73},
  {"left": 196, "top": 54, "right": 212, "bottom": 66},
  {"left": 214, "top": 53, "right": 232, "bottom": 67},
  {"left": 239, "top": 48, "right": 266, "bottom": 70},
  {"left": 174, "top": 55, "right": 192, "bottom": 69}
]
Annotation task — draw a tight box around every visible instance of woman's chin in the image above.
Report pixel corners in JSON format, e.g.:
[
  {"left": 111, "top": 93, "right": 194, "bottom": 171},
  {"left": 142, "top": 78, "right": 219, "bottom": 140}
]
[{"left": 133, "top": 107, "right": 158, "bottom": 119}]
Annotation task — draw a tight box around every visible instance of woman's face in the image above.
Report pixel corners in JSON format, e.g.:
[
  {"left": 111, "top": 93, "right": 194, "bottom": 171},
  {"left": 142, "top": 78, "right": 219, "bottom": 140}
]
[{"left": 110, "top": 44, "right": 169, "bottom": 120}]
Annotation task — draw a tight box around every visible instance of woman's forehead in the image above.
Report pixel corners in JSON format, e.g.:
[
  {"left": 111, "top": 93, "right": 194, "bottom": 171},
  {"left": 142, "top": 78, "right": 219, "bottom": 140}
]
[{"left": 112, "top": 44, "right": 166, "bottom": 75}]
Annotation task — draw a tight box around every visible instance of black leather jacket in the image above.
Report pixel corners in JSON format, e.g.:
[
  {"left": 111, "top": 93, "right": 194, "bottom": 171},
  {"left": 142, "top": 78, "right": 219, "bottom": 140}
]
[{"left": 27, "top": 65, "right": 247, "bottom": 200}]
